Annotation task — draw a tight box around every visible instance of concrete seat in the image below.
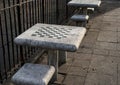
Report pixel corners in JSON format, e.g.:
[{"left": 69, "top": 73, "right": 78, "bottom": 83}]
[
  {"left": 71, "top": 14, "right": 89, "bottom": 22},
  {"left": 12, "top": 63, "right": 55, "bottom": 85},
  {"left": 71, "top": 14, "right": 89, "bottom": 27}
]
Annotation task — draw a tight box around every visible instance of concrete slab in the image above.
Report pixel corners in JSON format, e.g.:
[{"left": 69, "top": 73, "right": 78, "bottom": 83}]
[
  {"left": 97, "top": 31, "right": 117, "bottom": 42},
  {"left": 63, "top": 75, "right": 85, "bottom": 85},
  {"left": 85, "top": 73, "right": 117, "bottom": 85},
  {"left": 94, "top": 41, "right": 117, "bottom": 50}
]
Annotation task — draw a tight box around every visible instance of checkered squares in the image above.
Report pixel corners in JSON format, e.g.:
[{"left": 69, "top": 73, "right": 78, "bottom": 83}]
[{"left": 31, "top": 26, "right": 72, "bottom": 39}]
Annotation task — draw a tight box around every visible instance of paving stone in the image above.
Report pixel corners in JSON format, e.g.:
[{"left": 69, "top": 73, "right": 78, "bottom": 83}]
[
  {"left": 109, "top": 50, "right": 120, "bottom": 57},
  {"left": 59, "top": 63, "right": 71, "bottom": 74},
  {"left": 100, "top": 22, "right": 118, "bottom": 31},
  {"left": 93, "top": 49, "right": 109, "bottom": 55},
  {"left": 116, "top": 43, "right": 120, "bottom": 51},
  {"left": 72, "top": 59, "right": 90, "bottom": 68},
  {"left": 101, "top": 26, "right": 118, "bottom": 32},
  {"left": 97, "top": 31, "right": 117, "bottom": 42},
  {"left": 118, "top": 63, "right": 120, "bottom": 85},
  {"left": 118, "top": 27, "right": 120, "bottom": 32},
  {"left": 102, "top": 15, "right": 118, "bottom": 22},
  {"left": 117, "top": 32, "right": 120, "bottom": 42},
  {"left": 94, "top": 41, "right": 117, "bottom": 50},
  {"left": 88, "top": 28, "right": 100, "bottom": 32},
  {"left": 85, "top": 73, "right": 117, "bottom": 85},
  {"left": 90, "top": 22, "right": 102, "bottom": 29},
  {"left": 75, "top": 53, "right": 92, "bottom": 62},
  {"left": 77, "top": 48, "right": 93, "bottom": 54},
  {"left": 88, "top": 55, "right": 117, "bottom": 76},
  {"left": 80, "top": 41, "right": 94, "bottom": 49},
  {"left": 54, "top": 74, "right": 65, "bottom": 84},
  {"left": 82, "top": 31, "right": 99, "bottom": 43},
  {"left": 63, "top": 75, "right": 85, "bottom": 85},
  {"left": 68, "top": 66, "right": 88, "bottom": 76}
]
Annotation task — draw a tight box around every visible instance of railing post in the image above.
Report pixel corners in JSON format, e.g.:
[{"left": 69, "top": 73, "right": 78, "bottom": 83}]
[
  {"left": 56, "top": 0, "right": 59, "bottom": 24},
  {"left": 66, "top": 0, "right": 69, "bottom": 19},
  {"left": 17, "top": 0, "right": 24, "bottom": 65},
  {"left": 42, "top": 0, "right": 44, "bottom": 23}
]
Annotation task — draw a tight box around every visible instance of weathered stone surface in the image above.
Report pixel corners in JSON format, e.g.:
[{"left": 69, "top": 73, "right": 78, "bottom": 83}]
[
  {"left": 118, "top": 63, "right": 120, "bottom": 85},
  {"left": 93, "top": 49, "right": 109, "bottom": 55},
  {"left": 102, "top": 16, "right": 118, "bottom": 22},
  {"left": 116, "top": 43, "right": 120, "bottom": 51},
  {"left": 63, "top": 75, "right": 85, "bottom": 85},
  {"left": 54, "top": 74, "right": 65, "bottom": 84},
  {"left": 100, "top": 22, "right": 118, "bottom": 31},
  {"left": 14, "top": 23, "right": 86, "bottom": 52},
  {"left": 109, "top": 50, "right": 120, "bottom": 57},
  {"left": 88, "top": 55, "right": 117, "bottom": 76},
  {"left": 82, "top": 31, "right": 99, "bottom": 43},
  {"left": 75, "top": 53, "right": 92, "bottom": 61},
  {"left": 94, "top": 41, "right": 117, "bottom": 50},
  {"left": 77, "top": 48, "right": 93, "bottom": 54},
  {"left": 85, "top": 73, "right": 117, "bottom": 85},
  {"left": 117, "top": 32, "right": 120, "bottom": 42},
  {"left": 12, "top": 63, "right": 55, "bottom": 85},
  {"left": 68, "top": 66, "right": 88, "bottom": 76},
  {"left": 97, "top": 31, "right": 117, "bottom": 42},
  {"left": 72, "top": 59, "right": 90, "bottom": 68}
]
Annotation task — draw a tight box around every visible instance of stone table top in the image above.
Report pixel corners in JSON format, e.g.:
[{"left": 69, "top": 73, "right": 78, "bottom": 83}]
[
  {"left": 67, "top": 0, "right": 101, "bottom": 8},
  {"left": 14, "top": 23, "right": 86, "bottom": 52}
]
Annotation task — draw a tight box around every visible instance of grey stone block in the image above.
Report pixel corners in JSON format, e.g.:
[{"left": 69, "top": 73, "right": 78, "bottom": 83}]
[
  {"left": 12, "top": 63, "right": 55, "bottom": 85},
  {"left": 71, "top": 14, "right": 89, "bottom": 22},
  {"left": 67, "top": 0, "right": 101, "bottom": 8},
  {"left": 14, "top": 23, "right": 86, "bottom": 52}
]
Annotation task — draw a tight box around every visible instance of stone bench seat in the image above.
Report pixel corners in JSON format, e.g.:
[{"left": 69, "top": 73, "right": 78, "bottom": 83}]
[
  {"left": 12, "top": 63, "right": 55, "bottom": 85},
  {"left": 71, "top": 14, "right": 89, "bottom": 22}
]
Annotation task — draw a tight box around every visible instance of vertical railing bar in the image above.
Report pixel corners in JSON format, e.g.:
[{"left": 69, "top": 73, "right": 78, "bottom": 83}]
[
  {"left": 17, "top": 0, "right": 24, "bottom": 65},
  {"left": 32, "top": 1, "right": 35, "bottom": 25},
  {"left": 31, "top": 0, "right": 34, "bottom": 56},
  {"left": 29, "top": 1, "right": 32, "bottom": 27},
  {"left": 13, "top": 0, "right": 19, "bottom": 64},
  {"left": 27, "top": 1, "right": 32, "bottom": 58},
  {"left": 66, "top": 0, "right": 68, "bottom": 19},
  {"left": 34, "top": 0, "right": 37, "bottom": 24},
  {"left": 2, "top": 0, "right": 12, "bottom": 72},
  {"left": 0, "top": 14, "right": 7, "bottom": 81},
  {"left": 42, "top": 0, "right": 44, "bottom": 23},
  {"left": 8, "top": 0, "right": 16, "bottom": 68},
  {"left": 21, "top": 0, "right": 28, "bottom": 61},
  {"left": 46, "top": 0, "right": 48, "bottom": 23},
  {"left": 50, "top": 0, "right": 52, "bottom": 23},
  {"left": 56, "top": 0, "right": 59, "bottom": 24},
  {"left": 25, "top": 0, "right": 29, "bottom": 60},
  {"left": 48, "top": 0, "right": 49, "bottom": 23},
  {"left": 37, "top": 0, "right": 40, "bottom": 22}
]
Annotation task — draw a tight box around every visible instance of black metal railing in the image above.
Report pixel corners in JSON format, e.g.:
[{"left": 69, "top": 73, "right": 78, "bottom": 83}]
[{"left": 0, "top": 0, "right": 74, "bottom": 84}]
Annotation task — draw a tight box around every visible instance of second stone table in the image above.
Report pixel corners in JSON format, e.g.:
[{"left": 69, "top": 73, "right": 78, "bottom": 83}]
[{"left": 14, "top": 23, "right": 86, "bottom": 81}]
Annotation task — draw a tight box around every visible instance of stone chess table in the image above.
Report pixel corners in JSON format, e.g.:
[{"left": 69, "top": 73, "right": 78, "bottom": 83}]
[
  {"left": 68, "top": 0, "right": 101, "bottom": 8},
  {"left": 68, "top": 0, "right": 101, "bottom": 14},
  {"left": 14, "top": 23, "right": 86, "bottom": 80}
]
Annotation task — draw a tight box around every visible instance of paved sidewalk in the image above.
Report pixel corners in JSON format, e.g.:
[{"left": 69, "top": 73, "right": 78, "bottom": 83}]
[{"left": 48, "top": 0, "right": 120, "bottom": 85}]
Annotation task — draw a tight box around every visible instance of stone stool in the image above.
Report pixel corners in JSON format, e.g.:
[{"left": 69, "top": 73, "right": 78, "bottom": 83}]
[
  {"left": 12, "top": 63, "right": 55, "bottom": 85},
  {"left": 87, "top": 8, "right": 94, "bottom": 14},
  {"left": 70, "top": 14, "right": 89, "bottom": 27}
]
